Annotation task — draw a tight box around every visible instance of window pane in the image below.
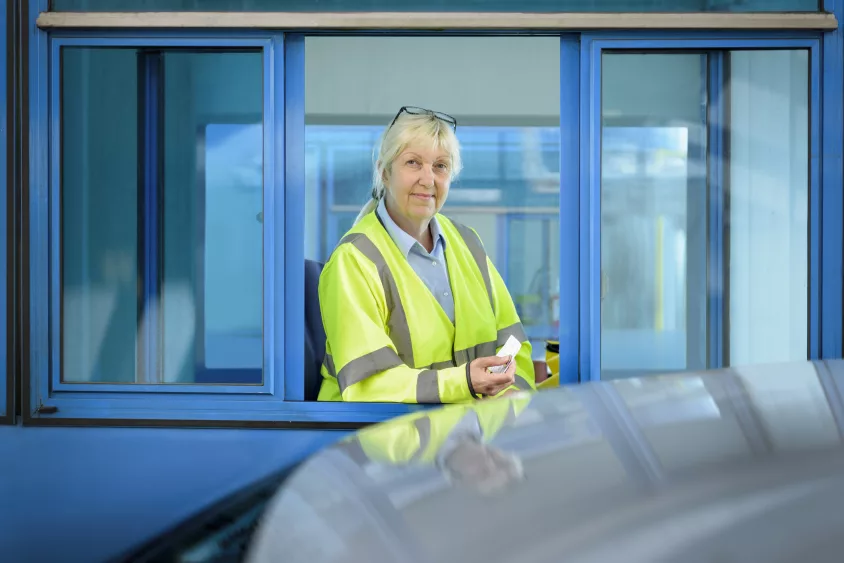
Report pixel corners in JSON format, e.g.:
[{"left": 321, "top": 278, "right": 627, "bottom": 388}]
[
  {"left": 728, "top": 50, "right": 808, "bottom": 365},
  {"left": 61, "top": 47, "right": 263, "bottom": 384},
  {"left": 304, "top": 36, "right": 560, "bottom": 399},
  {"left": 599, "top": 49, "right": 809, "bottom": 380},
  {"left": 600, "top": 53, "right": 707, "bottom": 380},
  {"left": 163, "top": 51, "right": 264, "bottom": 385},
  {"left": 62, "top": 48, "right": 139, "bottom": 383},
  {"left": 52, "top": 0, "right": 819, "bottom": 12}
]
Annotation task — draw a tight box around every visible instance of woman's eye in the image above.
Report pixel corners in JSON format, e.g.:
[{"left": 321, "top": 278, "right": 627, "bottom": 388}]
[
  {"left": 407, "top": 159, "right": 420, "bottom": 166},
  {"left": 435, "top": 163, "right": 449, "bottom": 171}
]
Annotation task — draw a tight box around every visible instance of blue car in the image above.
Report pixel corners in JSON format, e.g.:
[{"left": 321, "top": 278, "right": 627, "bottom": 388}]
[{"left": 117, "top": 360, "right": 844, "bottom": 563}]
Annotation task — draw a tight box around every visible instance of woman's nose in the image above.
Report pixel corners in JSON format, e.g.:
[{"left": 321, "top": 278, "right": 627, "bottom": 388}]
[{"left": 419, "top": 165, "right": 435, "bottom": 186}]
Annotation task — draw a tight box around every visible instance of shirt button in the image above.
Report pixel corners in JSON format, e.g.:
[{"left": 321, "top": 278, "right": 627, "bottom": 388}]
[
  {"left": 444, "top": 292, "right": 450, "bottom": 297},
  {"left": 432, "top": 261, "right": 438, "bottom": 267}
]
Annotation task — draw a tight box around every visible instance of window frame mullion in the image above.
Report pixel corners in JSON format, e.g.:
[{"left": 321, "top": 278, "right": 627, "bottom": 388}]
[
  {"left": 137, "top": 49, "right": 163, "bottom": 384},
  {"left": 706, "top": 49, "right": 726, "bottom": 369}
]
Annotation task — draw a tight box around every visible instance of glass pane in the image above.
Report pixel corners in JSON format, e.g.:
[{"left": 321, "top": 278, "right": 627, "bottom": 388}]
[
  {"left": 163, "top": 51, "right": 264, "bottom": 385},
  {"left": 727, "top": 50, "right": 809, "bottom": 365},
  {"left": 60, "top": 47, "right": 263, "bottom": 384},
  {"left": 62, "top": 48, "right": 139, "bottom": 383},
  {"left": 600, "top": 53, "right": 707, "bottom": 380},
  {"left": 52, "top": 0, "right": 819, "bottom": 12},
  {"left": 506, "top": 215, "right": 559, "bottom": 345},
  {"left": 304, "top": 36, "right": 560, "bottom": 400},
  {"left": 599, "top": 49, "right": 810, "bottom": 380}
]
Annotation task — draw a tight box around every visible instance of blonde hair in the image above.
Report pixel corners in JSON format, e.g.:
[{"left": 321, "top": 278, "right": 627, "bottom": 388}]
[{"left": 354, "top": 112, "right": 462, "bottom": 224}]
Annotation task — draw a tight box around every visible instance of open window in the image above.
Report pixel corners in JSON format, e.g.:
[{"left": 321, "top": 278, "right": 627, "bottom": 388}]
[{"left": 288, "top": 35, "right": 571, "bottom": 401}]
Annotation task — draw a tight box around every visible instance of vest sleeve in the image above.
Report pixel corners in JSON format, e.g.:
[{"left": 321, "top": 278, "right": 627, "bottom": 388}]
[
  {"left": 320, "top": 248, "right": 474, "bottom": 404},
  {"left": 488, "top": 257, "right": 536, "bottom": 394}
]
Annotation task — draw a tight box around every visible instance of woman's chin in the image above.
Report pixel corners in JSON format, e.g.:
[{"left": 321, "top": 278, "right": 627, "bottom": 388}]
[{"left": 408, "top": 204, "right": 437, "bottom": 220}]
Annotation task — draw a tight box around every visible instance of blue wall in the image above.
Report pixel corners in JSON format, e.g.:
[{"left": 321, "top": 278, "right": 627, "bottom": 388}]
[{"left": 0, "top": 425, "right": 345, "bottom": 563}]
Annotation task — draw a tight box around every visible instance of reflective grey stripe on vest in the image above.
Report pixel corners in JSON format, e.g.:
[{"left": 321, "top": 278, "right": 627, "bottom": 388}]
[
  {"left": 453, "top": 323, "right": 529, "bottom": 366},
  {"left": 454, "top": 341, "right": 497, "bottom": 367},
  {"left": 416, "top": 370, "right": 441, "bottom": 403},
  {"left": 333, "top": 346, "right": 404, "bottom": 392},
  {"left": 323, "top": 353, "right": 336, "bottom": 378},
  {"left": 338, "top": 233, "right": 415, "bottom": 365},
  {"left": 451, "top": 221, "right": 494, "bottom": 312},
  {"left": 327, "top": 349, "right": 441, "bottom": 402},
  {"left": 497, "top": 322, "right": 528, "bottom": 347}
]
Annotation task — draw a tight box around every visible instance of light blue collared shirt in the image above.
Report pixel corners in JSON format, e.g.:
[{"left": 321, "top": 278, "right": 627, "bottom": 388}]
[{"left": 376, "top": 198, "right": 455, "bottom": 323}]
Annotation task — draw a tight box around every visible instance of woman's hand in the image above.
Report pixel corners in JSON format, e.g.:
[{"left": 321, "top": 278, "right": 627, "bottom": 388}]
[{"left": 469, "top": 355, "right": 516, "bottom": 398}]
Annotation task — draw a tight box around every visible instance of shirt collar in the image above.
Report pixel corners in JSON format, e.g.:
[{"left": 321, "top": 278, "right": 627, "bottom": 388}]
[{"left": 376, "top": 198, "right": 446, "bottom": 258}]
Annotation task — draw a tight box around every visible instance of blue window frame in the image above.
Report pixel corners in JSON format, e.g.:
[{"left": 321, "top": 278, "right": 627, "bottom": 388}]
[
  {"left": 578, "top": 32, "right": 835, "bottom": 382},
  {"left": 822, "top": 0, "right": 844, "bottom": 360},
  {"left": 284, "top": 34, "right": 581, "bottom": 400},
  {"left": 48, "top": 36, "right": 274, "bottom": 397},
  {"left": 26, "top": 27, "right": 580, "bottom": 425},
  {"left": 0, "top": 0, "right": 9, "bottom": 425},
  {"left": 24, "top": 25, "right": 441, "bottom": 424},
  {"left": 23, "top": 0, "right": 844, "bottom": 425},
  {"left": 50, "top": 0, "right": 823, "bottom": 12}
]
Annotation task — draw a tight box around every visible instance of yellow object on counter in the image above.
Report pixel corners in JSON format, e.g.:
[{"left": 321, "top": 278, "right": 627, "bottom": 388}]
[
  {"left": 538, "top": 373, "right": 559, "bottom": 390},
  {"left": 540, "top": 340, "right": 560, "bottom": 389}
]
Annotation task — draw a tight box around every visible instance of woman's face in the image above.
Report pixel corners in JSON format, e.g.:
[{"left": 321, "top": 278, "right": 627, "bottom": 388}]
[{"left": 384, "top": 142, "right": 452, "bottom": 224}]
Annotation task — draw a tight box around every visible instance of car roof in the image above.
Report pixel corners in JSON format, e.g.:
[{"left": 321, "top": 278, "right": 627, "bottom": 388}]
[{"left": 247, "top": 360, "right": 844, "bottom": 563}]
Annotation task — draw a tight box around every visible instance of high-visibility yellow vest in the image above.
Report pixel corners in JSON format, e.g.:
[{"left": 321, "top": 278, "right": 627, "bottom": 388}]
[{"left": 318, "top": 211, "right": 534, "bottom": 403}]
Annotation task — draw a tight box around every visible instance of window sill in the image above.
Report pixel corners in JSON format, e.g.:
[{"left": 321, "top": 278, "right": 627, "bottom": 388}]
[{"left": 23, "top": 394, "right": 433, "bottom": 428}]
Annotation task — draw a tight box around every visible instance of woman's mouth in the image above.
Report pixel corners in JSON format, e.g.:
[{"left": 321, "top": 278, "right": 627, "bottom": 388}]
[{"left": 412, "top": 193, "right": 434, "bottom": 201}]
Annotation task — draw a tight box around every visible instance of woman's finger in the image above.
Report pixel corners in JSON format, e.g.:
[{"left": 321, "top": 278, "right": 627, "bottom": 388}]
[{"left": 475, "top": 355, "right": 510, "bottom": 369}]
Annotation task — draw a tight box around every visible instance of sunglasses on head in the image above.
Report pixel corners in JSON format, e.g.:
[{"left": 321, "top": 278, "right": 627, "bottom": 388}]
[{"left": 388, "top": 106, "right": 458, "bottom": 132}]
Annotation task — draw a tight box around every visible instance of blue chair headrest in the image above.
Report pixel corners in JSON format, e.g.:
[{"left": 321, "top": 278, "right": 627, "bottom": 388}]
[{"left": 304, "top": 260, "right": 326, "bottom": 401}]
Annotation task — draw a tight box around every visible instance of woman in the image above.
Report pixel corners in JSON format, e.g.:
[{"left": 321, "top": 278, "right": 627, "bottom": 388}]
[{"left": 318, "top": 106, "right": 534, "bottom": 403}]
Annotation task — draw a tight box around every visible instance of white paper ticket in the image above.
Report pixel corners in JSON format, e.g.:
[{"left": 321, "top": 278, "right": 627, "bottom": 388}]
[{"left": 488, "top": 335, "right": 522, "bottom": 374}]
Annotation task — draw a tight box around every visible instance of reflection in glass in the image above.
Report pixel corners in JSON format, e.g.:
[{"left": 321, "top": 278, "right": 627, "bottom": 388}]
[
  {"left": 601, "top": 53, "right": 707, "bottom": 380},
  {"left": 199, "top": 124, "right": 263, "bottom": 372},
  {"left": 734, "top": 362, "right": 837, "bottom": 450},
  {"left": 600, "top": 50, "right": 810, "bottom": 380},
  {"left": 62, "top": 47, "right": 139, "bottom": 383},
  {"left": 613, "top": 375, "right": 753, "bottom": 473},
  {"left": 61, "top": 48, "right": 263, "bottom": 384},
  {"left": 163, "top": 51, "right": 264, "bottom": 384},
  {"left": 304, "top": 37, "right": 561, "bottom": 371},
  {"left": 614, "top": 376, "right": 721, "bottom": 427},
  {"left": 728, "top": 50, "right": 808, "bottom": 366},
  {"left": 613, "top": 362, "right": 840, "bottom": 473}
]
